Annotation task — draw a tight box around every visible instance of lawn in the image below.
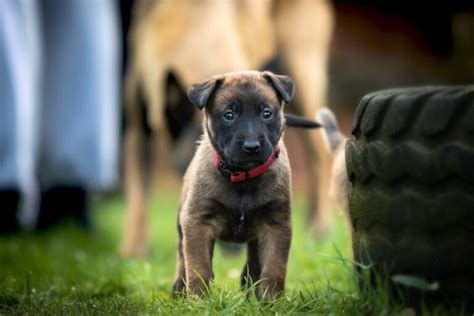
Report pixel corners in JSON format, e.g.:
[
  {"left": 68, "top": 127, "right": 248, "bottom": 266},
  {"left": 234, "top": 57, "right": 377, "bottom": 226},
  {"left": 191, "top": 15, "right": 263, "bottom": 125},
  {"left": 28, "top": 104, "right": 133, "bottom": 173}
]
[{"left": 0, "top": 185, "right": 454, "bottom": 315}]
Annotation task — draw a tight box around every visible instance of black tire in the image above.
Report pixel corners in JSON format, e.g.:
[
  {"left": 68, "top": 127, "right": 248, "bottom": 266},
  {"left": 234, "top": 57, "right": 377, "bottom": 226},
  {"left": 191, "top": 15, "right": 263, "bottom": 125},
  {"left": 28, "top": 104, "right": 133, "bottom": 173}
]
[{"left": 346, "top": 86, "right": 474, "bottom": 308}]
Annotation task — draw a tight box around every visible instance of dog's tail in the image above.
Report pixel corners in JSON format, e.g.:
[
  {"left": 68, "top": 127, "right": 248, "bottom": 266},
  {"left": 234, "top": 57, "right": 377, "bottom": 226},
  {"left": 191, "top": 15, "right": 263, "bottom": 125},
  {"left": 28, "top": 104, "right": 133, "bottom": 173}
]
[
  {"left": 285, "top": 113, "right": 322, "bottom": 128},
  {"left": 315, "top": 107, "right": 345, "bottom": 154},
  {"left": 314, "top": 107, "right": 350, "bottom": 222}
]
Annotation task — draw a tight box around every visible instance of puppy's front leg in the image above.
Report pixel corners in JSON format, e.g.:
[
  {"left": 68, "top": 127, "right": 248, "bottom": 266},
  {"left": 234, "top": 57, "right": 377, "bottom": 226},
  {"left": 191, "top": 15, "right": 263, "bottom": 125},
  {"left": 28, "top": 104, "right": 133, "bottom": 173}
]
[
  {"left": 241, "top": 239, "right": 261, "bottom": 289},
  {"left": 182, "top": 220, "right": 215, "bottom": 296},
  {"left": 257, "top": 223, "right": 292, "bottom": 299}
]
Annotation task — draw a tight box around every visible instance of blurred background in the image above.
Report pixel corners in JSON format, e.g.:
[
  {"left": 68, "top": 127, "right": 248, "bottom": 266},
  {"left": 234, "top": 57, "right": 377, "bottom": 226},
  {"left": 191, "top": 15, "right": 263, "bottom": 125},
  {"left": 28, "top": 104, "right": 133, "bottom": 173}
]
[
  {"left": 0, "top": 0, "right": 472, "bottom": 234},
  {"left": 1, "top": 0, "right": 473, "bottom": 233},
  {"left": 329, "top": 2, "right": 474, "bottom": 134}
]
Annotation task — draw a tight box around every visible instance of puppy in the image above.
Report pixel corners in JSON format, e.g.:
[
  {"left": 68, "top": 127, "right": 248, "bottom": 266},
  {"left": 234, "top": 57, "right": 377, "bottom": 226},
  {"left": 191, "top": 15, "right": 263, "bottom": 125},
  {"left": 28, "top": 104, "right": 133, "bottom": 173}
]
[{"left": 172, "top": 71, "right": 320, "bottom": 298}]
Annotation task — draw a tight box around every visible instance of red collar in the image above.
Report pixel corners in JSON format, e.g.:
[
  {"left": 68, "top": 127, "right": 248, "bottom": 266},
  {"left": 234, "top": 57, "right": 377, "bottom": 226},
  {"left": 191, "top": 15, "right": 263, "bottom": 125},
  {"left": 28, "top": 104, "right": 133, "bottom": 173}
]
[{"left": 214, "top": 146, "right": 281, "bottom": 183}]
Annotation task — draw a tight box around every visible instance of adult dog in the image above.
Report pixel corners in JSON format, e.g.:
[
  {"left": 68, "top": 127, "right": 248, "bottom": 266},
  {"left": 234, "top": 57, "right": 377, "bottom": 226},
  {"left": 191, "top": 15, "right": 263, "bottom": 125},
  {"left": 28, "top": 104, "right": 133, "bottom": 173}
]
[{"left": 121, "top": 0, "right": 334, "bottom": 257}]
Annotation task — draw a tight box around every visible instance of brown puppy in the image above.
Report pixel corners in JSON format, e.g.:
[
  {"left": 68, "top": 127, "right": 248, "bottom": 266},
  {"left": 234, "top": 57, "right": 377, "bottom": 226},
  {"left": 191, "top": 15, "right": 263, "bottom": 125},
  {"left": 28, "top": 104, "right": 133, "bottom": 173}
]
[{"left": 172, "top": 71, "right": 312, "bottom": 298}]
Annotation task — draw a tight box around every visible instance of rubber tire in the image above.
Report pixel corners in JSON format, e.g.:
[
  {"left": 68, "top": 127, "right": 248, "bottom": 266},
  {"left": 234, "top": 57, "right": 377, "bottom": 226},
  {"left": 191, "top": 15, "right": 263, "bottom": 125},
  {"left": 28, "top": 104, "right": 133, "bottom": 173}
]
[{"left": 346, "top": 86, "right": 474, "bottom": 308}]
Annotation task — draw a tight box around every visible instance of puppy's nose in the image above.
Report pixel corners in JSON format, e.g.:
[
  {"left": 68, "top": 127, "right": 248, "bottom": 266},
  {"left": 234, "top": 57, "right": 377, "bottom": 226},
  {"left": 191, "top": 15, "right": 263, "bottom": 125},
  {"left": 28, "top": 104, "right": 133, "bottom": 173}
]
[{"left": 242, "top": 140, "right": 261, "bottom": 153}]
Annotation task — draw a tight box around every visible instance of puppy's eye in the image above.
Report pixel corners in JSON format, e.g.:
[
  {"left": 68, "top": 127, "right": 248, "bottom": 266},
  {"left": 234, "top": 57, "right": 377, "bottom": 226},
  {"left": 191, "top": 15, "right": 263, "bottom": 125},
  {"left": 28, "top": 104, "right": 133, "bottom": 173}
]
[
  {"left": 223, "top": 111, "right": 235, "bottom": 121},
  {"left": 262, "top": 109, "right": 273, "bottom": 120}
]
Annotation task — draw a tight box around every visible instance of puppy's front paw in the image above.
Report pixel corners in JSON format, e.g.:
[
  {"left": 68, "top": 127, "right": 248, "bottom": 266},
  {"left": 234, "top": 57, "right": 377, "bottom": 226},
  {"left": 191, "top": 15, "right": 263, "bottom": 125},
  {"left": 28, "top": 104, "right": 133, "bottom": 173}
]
[
  {"left": 171, "top": 278, "right": 186, "bottom": 297},
  {"left": 256, "top": 277, "right": 285, "bottom": 300},
  {"left": 186, "top": 277, "right": 213, "bottom": 297}
]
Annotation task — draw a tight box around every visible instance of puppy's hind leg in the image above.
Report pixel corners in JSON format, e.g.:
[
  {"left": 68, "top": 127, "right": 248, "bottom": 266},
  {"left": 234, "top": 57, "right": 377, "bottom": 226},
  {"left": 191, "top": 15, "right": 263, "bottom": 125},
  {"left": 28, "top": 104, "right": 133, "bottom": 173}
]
[{"left": 171, "top": 221, "right": 186, "bottom": 296}]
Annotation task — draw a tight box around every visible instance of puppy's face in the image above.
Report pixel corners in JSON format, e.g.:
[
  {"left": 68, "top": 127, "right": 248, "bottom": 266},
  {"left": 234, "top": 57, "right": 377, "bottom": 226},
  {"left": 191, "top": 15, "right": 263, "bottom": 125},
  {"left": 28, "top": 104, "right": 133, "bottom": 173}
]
[{"left": 188, "top": 71, "right": 295, "bottom": 169}]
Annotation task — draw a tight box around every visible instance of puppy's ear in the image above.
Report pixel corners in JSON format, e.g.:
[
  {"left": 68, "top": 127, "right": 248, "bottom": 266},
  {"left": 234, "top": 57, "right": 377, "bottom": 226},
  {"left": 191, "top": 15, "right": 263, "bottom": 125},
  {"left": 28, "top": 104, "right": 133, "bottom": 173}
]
[
  {"left": 187, "top": 76, "right": 224, "bottom": 110},
  {"left": 263, "top": 71, "right": 295, "bottom": 104}
]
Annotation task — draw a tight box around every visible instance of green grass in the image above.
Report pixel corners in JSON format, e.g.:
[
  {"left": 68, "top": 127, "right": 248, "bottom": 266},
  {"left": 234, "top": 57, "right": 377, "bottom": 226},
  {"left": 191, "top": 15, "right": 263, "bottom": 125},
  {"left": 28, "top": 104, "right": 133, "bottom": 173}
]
[{"left": 0, "top": 187, "right": 454, "bottom": 315}]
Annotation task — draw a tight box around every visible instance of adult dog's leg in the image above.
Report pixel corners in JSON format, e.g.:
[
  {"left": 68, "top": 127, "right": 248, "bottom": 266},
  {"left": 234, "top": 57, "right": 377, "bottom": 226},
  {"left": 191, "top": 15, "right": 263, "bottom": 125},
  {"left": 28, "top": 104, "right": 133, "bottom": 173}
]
[
  {"left": 275, "top": 0, "right": 334, "bottom": 236},
  {"left": 301, "top": 118, "right": 334, "bottom": 237},
  {"left": 121, "top": 123, "right": 150, "bottom": 257},
  {"left": 120, "top": 63, "right": 151, "bottom": 257}
]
